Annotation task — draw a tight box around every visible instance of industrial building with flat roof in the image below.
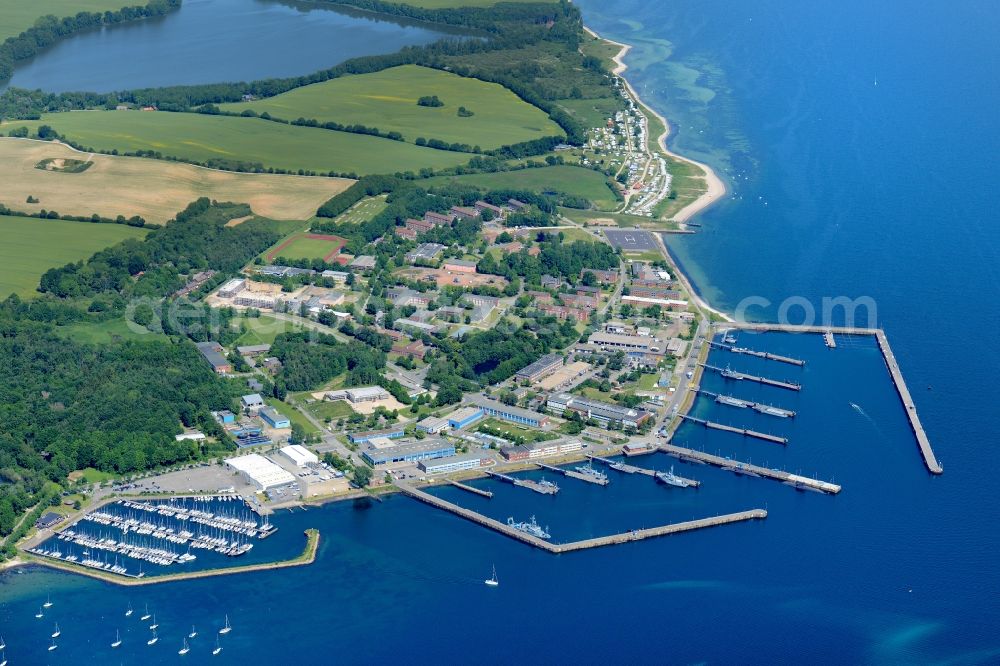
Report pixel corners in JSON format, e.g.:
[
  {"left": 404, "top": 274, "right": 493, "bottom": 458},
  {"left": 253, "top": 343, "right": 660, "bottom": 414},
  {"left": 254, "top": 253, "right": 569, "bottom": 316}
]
[
  {"left": 588, "top": 331, "right": 663, "bottom": 354},
  {"left": 546, "top": 393, "right": 652, "bottom": 429},
  {"left": 446, "top": 407, "right": 484, "bottom": 429},
  {"left": 280, "top": 444, "right": 318, "bottom": 467},
  {"left": 349, "top": 428, "right": 405, "bottom": 444},
  {"left": 225, "top": 454, "right": 296, "bottom": 490},
  {"left": 260, "top": 406, "right": 290, "bottom": 429},
  {"left": 467, "top": 396, "right": 549, "bottom": 427},
  {"left": 418, "top": 452, "right": 488, "bottom": 475},
  {"left": 361, "top": 439, "right": 455, "bottom": 467},
  {"left": 196, "top": 341, "right": 231, "bottom": 374},
  {"left": 416, "top": 416, "right": 450, "bottom": 434},
  {"left": 515, "top": 353, "right": 564, "bottom": 382}
]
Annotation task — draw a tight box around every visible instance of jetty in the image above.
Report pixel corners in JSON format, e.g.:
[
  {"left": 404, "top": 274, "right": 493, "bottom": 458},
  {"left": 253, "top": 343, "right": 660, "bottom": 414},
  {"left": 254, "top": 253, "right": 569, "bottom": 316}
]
[
  {"left": 698, "top": 389, "right": 796, "bottom": 418},
  {"left": 536, "top": 462, "right": 610, "bottom": 486},
  {"left": 660, "top": 444, "right": 841, "bottom": 494},
  {"left": 708, "top": 340, "right": 806, "bottom": 366},
  {"left": 483, "top": 470, "right": 558, "bottom": 495},
  {"left": 700, "top": 363, "right": 801, "bottom": 391},
  {"left": 395, "top": 481, "right": 763, "bottom": 553},
  {"left": 447, "top": 479, "right": 493, "bottom": 498},
  {"left": 588, "top": 455, "right": 701, "bottom": 488},
  {"left": 679, "top": 414, "right": 788, "bottom": 445}
]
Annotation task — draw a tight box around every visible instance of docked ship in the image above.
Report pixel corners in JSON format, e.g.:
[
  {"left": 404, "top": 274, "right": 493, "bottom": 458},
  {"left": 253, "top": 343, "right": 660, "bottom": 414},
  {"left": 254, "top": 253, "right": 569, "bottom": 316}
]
[
  {"left": 753, "top": 404, "right": 795, "bottom": 418},
  {"left": 574, "top": 463, "right": 609, "bottom": 483},
  {"left": 716, "top": 394, "right": 750, "bottom": 408},
  {"left": 507, "top": 515, "right": 551, "bottom": 540},
  {"left": 537, "top": 478, "right": 559, "bottom": 492},
  {"left": 655, "top": 466, "right": 695, "bottom": 488},
  {"left": 720, "top": 367, "right": 745, "bottom": 380}
]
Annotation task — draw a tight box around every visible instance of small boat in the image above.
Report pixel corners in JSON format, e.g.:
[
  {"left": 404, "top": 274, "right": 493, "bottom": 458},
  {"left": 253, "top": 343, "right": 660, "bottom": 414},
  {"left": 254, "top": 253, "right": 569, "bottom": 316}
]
[
  {"left": 48, "top": 638, "right": 58, "bottom": 652},
  {"left": 125, "top": 602, "right": 134, "bottom": 617},
  {"left": 52, "top": 622, "right": 61, "bottom": 639},
  {"left": 484, "top": 564, "right": 499, "bottom": 587},
  {"left": 140, "top": 604, "right": 152, "bottom": 621},
  {"left": 0, "top": 648, "right": 6, "bottom": 666},
  {"left": 147, "top": 630, "right": 158, "bottom": 646},
  {"left": 0, "top": 637, "right": 4, "bottom": 650},
  {"left": 219, "top": 614, "right": 231, "bottom": 635},
  {"left": 189, "top": 625, "right": 198, "bottom": 639},
  {"left": 35, "top": 607, "right": 44, "bottom": 619},
  {"left": 149, "top": 614, "right": 158, "bottom": 631},
  {"left": 212, "top": 636, "right": 223, "bottom": 655},
  {"left": 43, "top": 595, "right": 53, "bottom": 609},
  {"left": 112, "top": 629, "right": 122, "bottom": 648},
  {"left": 655, "top": 466, "right": 695, "bottom": 488},
  {"left": 179, "top": 638, "right": 190, "bottom": 655}
]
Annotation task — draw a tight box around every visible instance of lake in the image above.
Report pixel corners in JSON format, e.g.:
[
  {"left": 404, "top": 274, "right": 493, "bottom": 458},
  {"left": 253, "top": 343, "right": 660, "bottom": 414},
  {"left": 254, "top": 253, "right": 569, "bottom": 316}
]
[{"left": 5, "top": 0, "right": 463, "bottom": 93}]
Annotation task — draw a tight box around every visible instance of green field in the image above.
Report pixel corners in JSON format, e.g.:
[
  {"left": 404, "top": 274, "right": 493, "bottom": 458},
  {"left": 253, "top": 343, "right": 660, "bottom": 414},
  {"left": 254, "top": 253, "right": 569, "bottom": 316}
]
[
  {"left": 0, "top": 214, "right": 148, "bottom": 298},
  {"left": 264, "top": 397, "right": 319, "bottom": 435},
  {"left": 424, "top": 165, "right": 619, "bottom": 209},
  {"left": 233, "top": 315, "right": 303, "bottom": 347},
  {"left": 326, "top": 195, "right": 388, "bottom": 226},
  {"left": 4, "top": 111, "right": 473, "bottom": 176},
  {"left": 0, "top": 0, "right": 129, "bottom": 40},
  {"left": 266, "top": 233, "right": 345, "bottom": 262},
  {"left": 478, "top": 418, "right": 557, "bottom": 444},
  {"left": 221, "top": 65, "right": 561, "bottom": 150},
  {"left": 555, "top": 97, "right": 623, "bottom": 131},
  {"left": 305, "top": 400, "right": 357, "bottom": 423},
  {"left": 57, "top": 317, "right": 166, "bottom": 344}
]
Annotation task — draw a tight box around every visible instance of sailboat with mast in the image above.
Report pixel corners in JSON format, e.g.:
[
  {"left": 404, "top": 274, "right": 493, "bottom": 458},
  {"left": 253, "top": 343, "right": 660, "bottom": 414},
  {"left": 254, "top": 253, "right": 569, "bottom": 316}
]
[
  {"left": 189, "top": 625, "right": 198, "bottom": 639},
  {"left": 48, "top": 638, "right": 58, "bottom": 652},
  {"left": 35, "top": 606, "right": 43, "bottom": 619},
  {"left": 140, "top": 603, "right": 152, "bottom": 621},
  {"left": 179, "top": 637, "right": 190, "bottom": 655},
  {"left": 112, "top": 629, "right": 122, "bottom": 648},
  {"left": 484, "top": 564, "right": 499, "bottom": 587},
  {"left": 43, "top": 594, "right": 53, "bottom": 609},
  {"left": 149, "top": 614, "right": 158, "bottom": 631},
  {"left": 125, "top": 602, "right": 133, "bottom": 617},
  {"left": 212, "top": 635, "right": 223, "bottom": 655},
  {"left": 147, "top": 629, "right": 158, "bottom": 646},
  {"left": 51, "top": 622, "right": 60, "bottom": 639},
  {"left": 219, "top": 614, "right": 232, "bottom": 635}
]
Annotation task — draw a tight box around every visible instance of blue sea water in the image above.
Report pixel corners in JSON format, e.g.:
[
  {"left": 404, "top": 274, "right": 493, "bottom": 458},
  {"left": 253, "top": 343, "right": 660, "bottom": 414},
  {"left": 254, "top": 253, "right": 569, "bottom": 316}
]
[{"left": 2, "top": 0, "right": 999, "bottom": 662}]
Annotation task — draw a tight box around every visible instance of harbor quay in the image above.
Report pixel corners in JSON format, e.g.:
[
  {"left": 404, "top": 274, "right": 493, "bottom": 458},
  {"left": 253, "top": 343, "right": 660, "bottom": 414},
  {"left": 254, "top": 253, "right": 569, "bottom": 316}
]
[{"left": 659, "top": 444, "right": 841, "bottom": 494}]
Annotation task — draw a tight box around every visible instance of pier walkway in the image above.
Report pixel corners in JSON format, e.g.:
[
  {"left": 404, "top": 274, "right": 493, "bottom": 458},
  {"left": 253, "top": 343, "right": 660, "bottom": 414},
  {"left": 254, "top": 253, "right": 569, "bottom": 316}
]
[
  {"left": 708, "top": 340, "right": 806, "bottom": 366},
  {"left": 701, "top": 363, "right": 802, "bottom": 391},
  {"left": 536, "top": 462, "right": 610, "bottom": 486},
  {"left": 588, "top": 455, "right": 701, "bottom": 488},
  {"left": 680, "top": 414, "right": 788, "bottom": 445},
  {"left": 395, "top": 481, "right": 763, "bottom": 553},
  {"left": 660, "top": 444, "right": 841, "bottom": 494},
  {"left": 448, "top": 479, "right": 493, "bottom": 498},
  {"left": 484, "top": 470, "right": 559, "bottom": 495},
  {"left": 698, "top": 390, "right": 796, "bottom": 418}
]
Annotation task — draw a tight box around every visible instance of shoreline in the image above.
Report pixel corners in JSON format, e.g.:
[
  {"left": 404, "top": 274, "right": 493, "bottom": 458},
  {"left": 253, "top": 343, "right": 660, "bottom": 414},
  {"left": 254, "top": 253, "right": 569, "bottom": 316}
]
[{"left": 582, "top": 25, "right": 733, "bottom": 322}]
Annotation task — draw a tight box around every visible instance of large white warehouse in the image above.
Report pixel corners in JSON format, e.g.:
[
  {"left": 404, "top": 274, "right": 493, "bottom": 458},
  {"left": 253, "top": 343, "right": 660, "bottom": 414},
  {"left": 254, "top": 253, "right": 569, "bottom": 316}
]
[{"left": 225, "top": 454, "right": 296, "bottom": 491}]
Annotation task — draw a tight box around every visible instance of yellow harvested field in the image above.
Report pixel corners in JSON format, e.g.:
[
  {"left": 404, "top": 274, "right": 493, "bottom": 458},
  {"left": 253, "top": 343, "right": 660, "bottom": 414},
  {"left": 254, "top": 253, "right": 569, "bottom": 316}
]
[{"left": 0, "top": 139, "right": 354, "bottom": 224}]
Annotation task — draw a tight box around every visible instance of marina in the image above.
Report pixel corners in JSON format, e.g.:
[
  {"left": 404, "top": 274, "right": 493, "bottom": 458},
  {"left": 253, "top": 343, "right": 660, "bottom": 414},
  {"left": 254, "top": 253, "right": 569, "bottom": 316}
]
[
  {"left": 660, "top": 444, "right": 841, "bottom": 494},
  {"left": 679, "top": 414, "right": 789, "bottom": 445},
  {"left": 700, "top": 363, "right": 802, "bottom": 391}
]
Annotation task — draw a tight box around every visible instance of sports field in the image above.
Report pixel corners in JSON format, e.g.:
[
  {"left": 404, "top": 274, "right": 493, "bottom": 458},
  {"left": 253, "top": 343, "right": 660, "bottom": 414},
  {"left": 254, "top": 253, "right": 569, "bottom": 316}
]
[
  {"left": 220, "top": 65, "right": 561, "bottom": 150},
  {"left": 425, "top": 165, "right": 619, "bottom": 209},
  {"left": 2, "top": 111, "right": 472, "bottom": 176},
  {"left": 0, "top": 214, "right": 148, "bottom": 298},
  {"left": 0, "top": 139, "right": 353, "bottom": 224},
  {"left": 0, "top": 0, "right": 128, "bottom": 40},
  {"left": 329, "top": 195, "right": 388, "bottom": 225},
  {"left": 266, "top": 233, "right": 347, "bottom": 262}
]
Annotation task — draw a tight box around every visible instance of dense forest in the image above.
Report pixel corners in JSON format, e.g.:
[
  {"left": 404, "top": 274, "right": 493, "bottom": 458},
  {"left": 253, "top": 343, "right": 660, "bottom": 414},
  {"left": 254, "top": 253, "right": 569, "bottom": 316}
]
[
  {"left": 477, "top": 238, "right": 620, "bottom": 283},
  {"left": 269, "top": 331, "right": 386, "bottom": 393}
]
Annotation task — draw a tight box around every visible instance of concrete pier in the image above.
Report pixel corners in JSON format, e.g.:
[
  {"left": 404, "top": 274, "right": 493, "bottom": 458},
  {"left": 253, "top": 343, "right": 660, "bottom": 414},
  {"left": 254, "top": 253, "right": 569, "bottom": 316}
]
[
  {"left": 701, "top": 363, "right": 802, "bottom": 391},
  {"left": 448, "top": 479, "right": 493, "bottom": 498},
  {"left": 536, "top": 462, "right": 610, "bottom": 486},
  {"left": 698, "top": 390, "right": 797, "bottom": 418},
  {"left": 396, "top": 481, "right": 764, "bottom": 553},
  {"left": 680, "top": 414, "right": 789, "bottom": 445},
  {"left": 708, "top": 340, "right": 806, "bottom": 366},
  {"left": 660, "top": 444, "right": 841, "bottom": 494},
  {"left": 484, "top": 470, "right": 559, "bottom": 495},
  {"left": 588, "top": 455, "right": 701, "bottom": 487}
]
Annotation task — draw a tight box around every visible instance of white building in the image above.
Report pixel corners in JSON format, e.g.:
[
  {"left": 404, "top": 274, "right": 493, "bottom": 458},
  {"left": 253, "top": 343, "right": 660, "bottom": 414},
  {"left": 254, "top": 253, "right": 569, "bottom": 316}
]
[
  {"left": 225, "top": 454, "right": 296, "bottom": 491},
  {"left": 280, "top": 444, "right": 319, "bottom": 468}
]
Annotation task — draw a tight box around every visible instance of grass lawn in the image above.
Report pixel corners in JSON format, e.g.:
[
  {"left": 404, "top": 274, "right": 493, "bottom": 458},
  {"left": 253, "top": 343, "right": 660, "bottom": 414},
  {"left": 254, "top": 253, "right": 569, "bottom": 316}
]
[
  {"left": 326, "top": 195, "right": 387, "bottom": 226},
  {"left": 0, "top": 0, "right": 131, "bottom": 40},
  {"left": 0, "top": 138, "right": 352, "bottom": 225},
  {"left": 67, "top": 467, "right": 115, "bottom": 484},
  {"left": 221, "top": 65, "right": 561, "bottom": 150},
  {"left": 264, "top": 397, "right": 319, "bottom": 435},
  {"left": 305, "top": 400, "right": 356, "bottom": 423},
  {"left": 266, "top": 232, "right": 346, "bottom": 262},
  {"left": 233, "top": 314, "right": 303, "bottom": 347},
  {"left": 0, "top": 214, "right": 147, "bottom": 298},
  {"left": 623, "top": 248, "right": 665, "bottom": 262},
  {"left": 424, "top": 165, "right": 619, "bottom": 209},
  {"left": 3, "top": 112, "right": 472, "bottom": 176},
  {"left": 556, "top": 227, "right": 604, "bottom": 243},
  {"left": 576, "top": 385, "right": 613, "bottom": 401},
  {"left": 57, "top": 317, "right": 166, "bottom": 344},
  {"left": 478, "top": 418, "right": 557, "bottom": 443},
  {"left": 554, "top": 97, "right": 624, "bottom": 131}
]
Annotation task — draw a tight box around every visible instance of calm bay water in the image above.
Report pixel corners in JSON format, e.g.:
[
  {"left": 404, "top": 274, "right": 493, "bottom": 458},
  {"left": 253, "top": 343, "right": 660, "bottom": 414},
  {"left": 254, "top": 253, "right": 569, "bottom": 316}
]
[
  {"left": 6, "top": 0, "right": 461, "bottom": 93},
  {"left": 1, "top": 0, "right": 997, "bottom": 662}
]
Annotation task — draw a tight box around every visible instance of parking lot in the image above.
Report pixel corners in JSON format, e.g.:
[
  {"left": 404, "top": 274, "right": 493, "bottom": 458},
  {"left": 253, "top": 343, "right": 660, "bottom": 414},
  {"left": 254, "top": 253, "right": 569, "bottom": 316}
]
[{"left": 604, "top": 229, "right": 657, "bottom": 252}]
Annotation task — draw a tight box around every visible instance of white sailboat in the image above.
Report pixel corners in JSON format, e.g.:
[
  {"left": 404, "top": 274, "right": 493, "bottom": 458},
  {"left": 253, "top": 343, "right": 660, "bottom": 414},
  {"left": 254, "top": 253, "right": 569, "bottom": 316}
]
[
  {"left": 51, "top": 622, "right": 61, "bottom": 639},
  {"left": 212, "top": 636, "right": 223, "bottom": 655},
  {"left": 140, "top": 604, "right": 152, "bottom": 621},
  {"left": 1, "top": 648, "right": 7, "bottom": 666},
  {"left": 43, "top": 594, "right": 53, "bottom": 609},
  {"left": 35, "top": 606, "right": 43, "bottom": 619},
  {"left": 0, "top": 636, "right": 5, "bottom": 650},
  {"left": 125, "top": 602, "right": 134, "bottom": 617},
  {"left": 219, "top": 614, "right": 231, "bottom": 635},
  {"left": 484, "top": 564, "right": 499, "bottom": 587},
  {"left": 112, "top": 629, "right": 122, "bottom": 648},
  {"left": 147, "top": 629, "right": 158, "bottom": 646},
  {"left": 189, "top": 625, "right": 198, "bottom": 639},
  {"left": 48, "top": 638, "right": 58, "bottom": 652},
  {"left": 149, "top": 614, "right": 158, "bottom": 631},
  {"left": 179, "top": 637, "right": 190, "bottom": 655}
]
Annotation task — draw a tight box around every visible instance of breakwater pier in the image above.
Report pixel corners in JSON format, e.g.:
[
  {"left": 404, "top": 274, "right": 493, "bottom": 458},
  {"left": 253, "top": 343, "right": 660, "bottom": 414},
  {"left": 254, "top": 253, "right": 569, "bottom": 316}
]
[
  {"left": 660, "top": 444, "right": 841, "bottom": 494},
  {"left": 679, "top": 414, "right": 789, "bottom": 445},
  {"left": 700, "top": 363, "right": 802, "bottom": 391},
  {"left": 395, "top": 482, "right": 764, "bottom": 552},
  {"left": 448, "top": 479, "right": 493, "bottom": 498}
]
